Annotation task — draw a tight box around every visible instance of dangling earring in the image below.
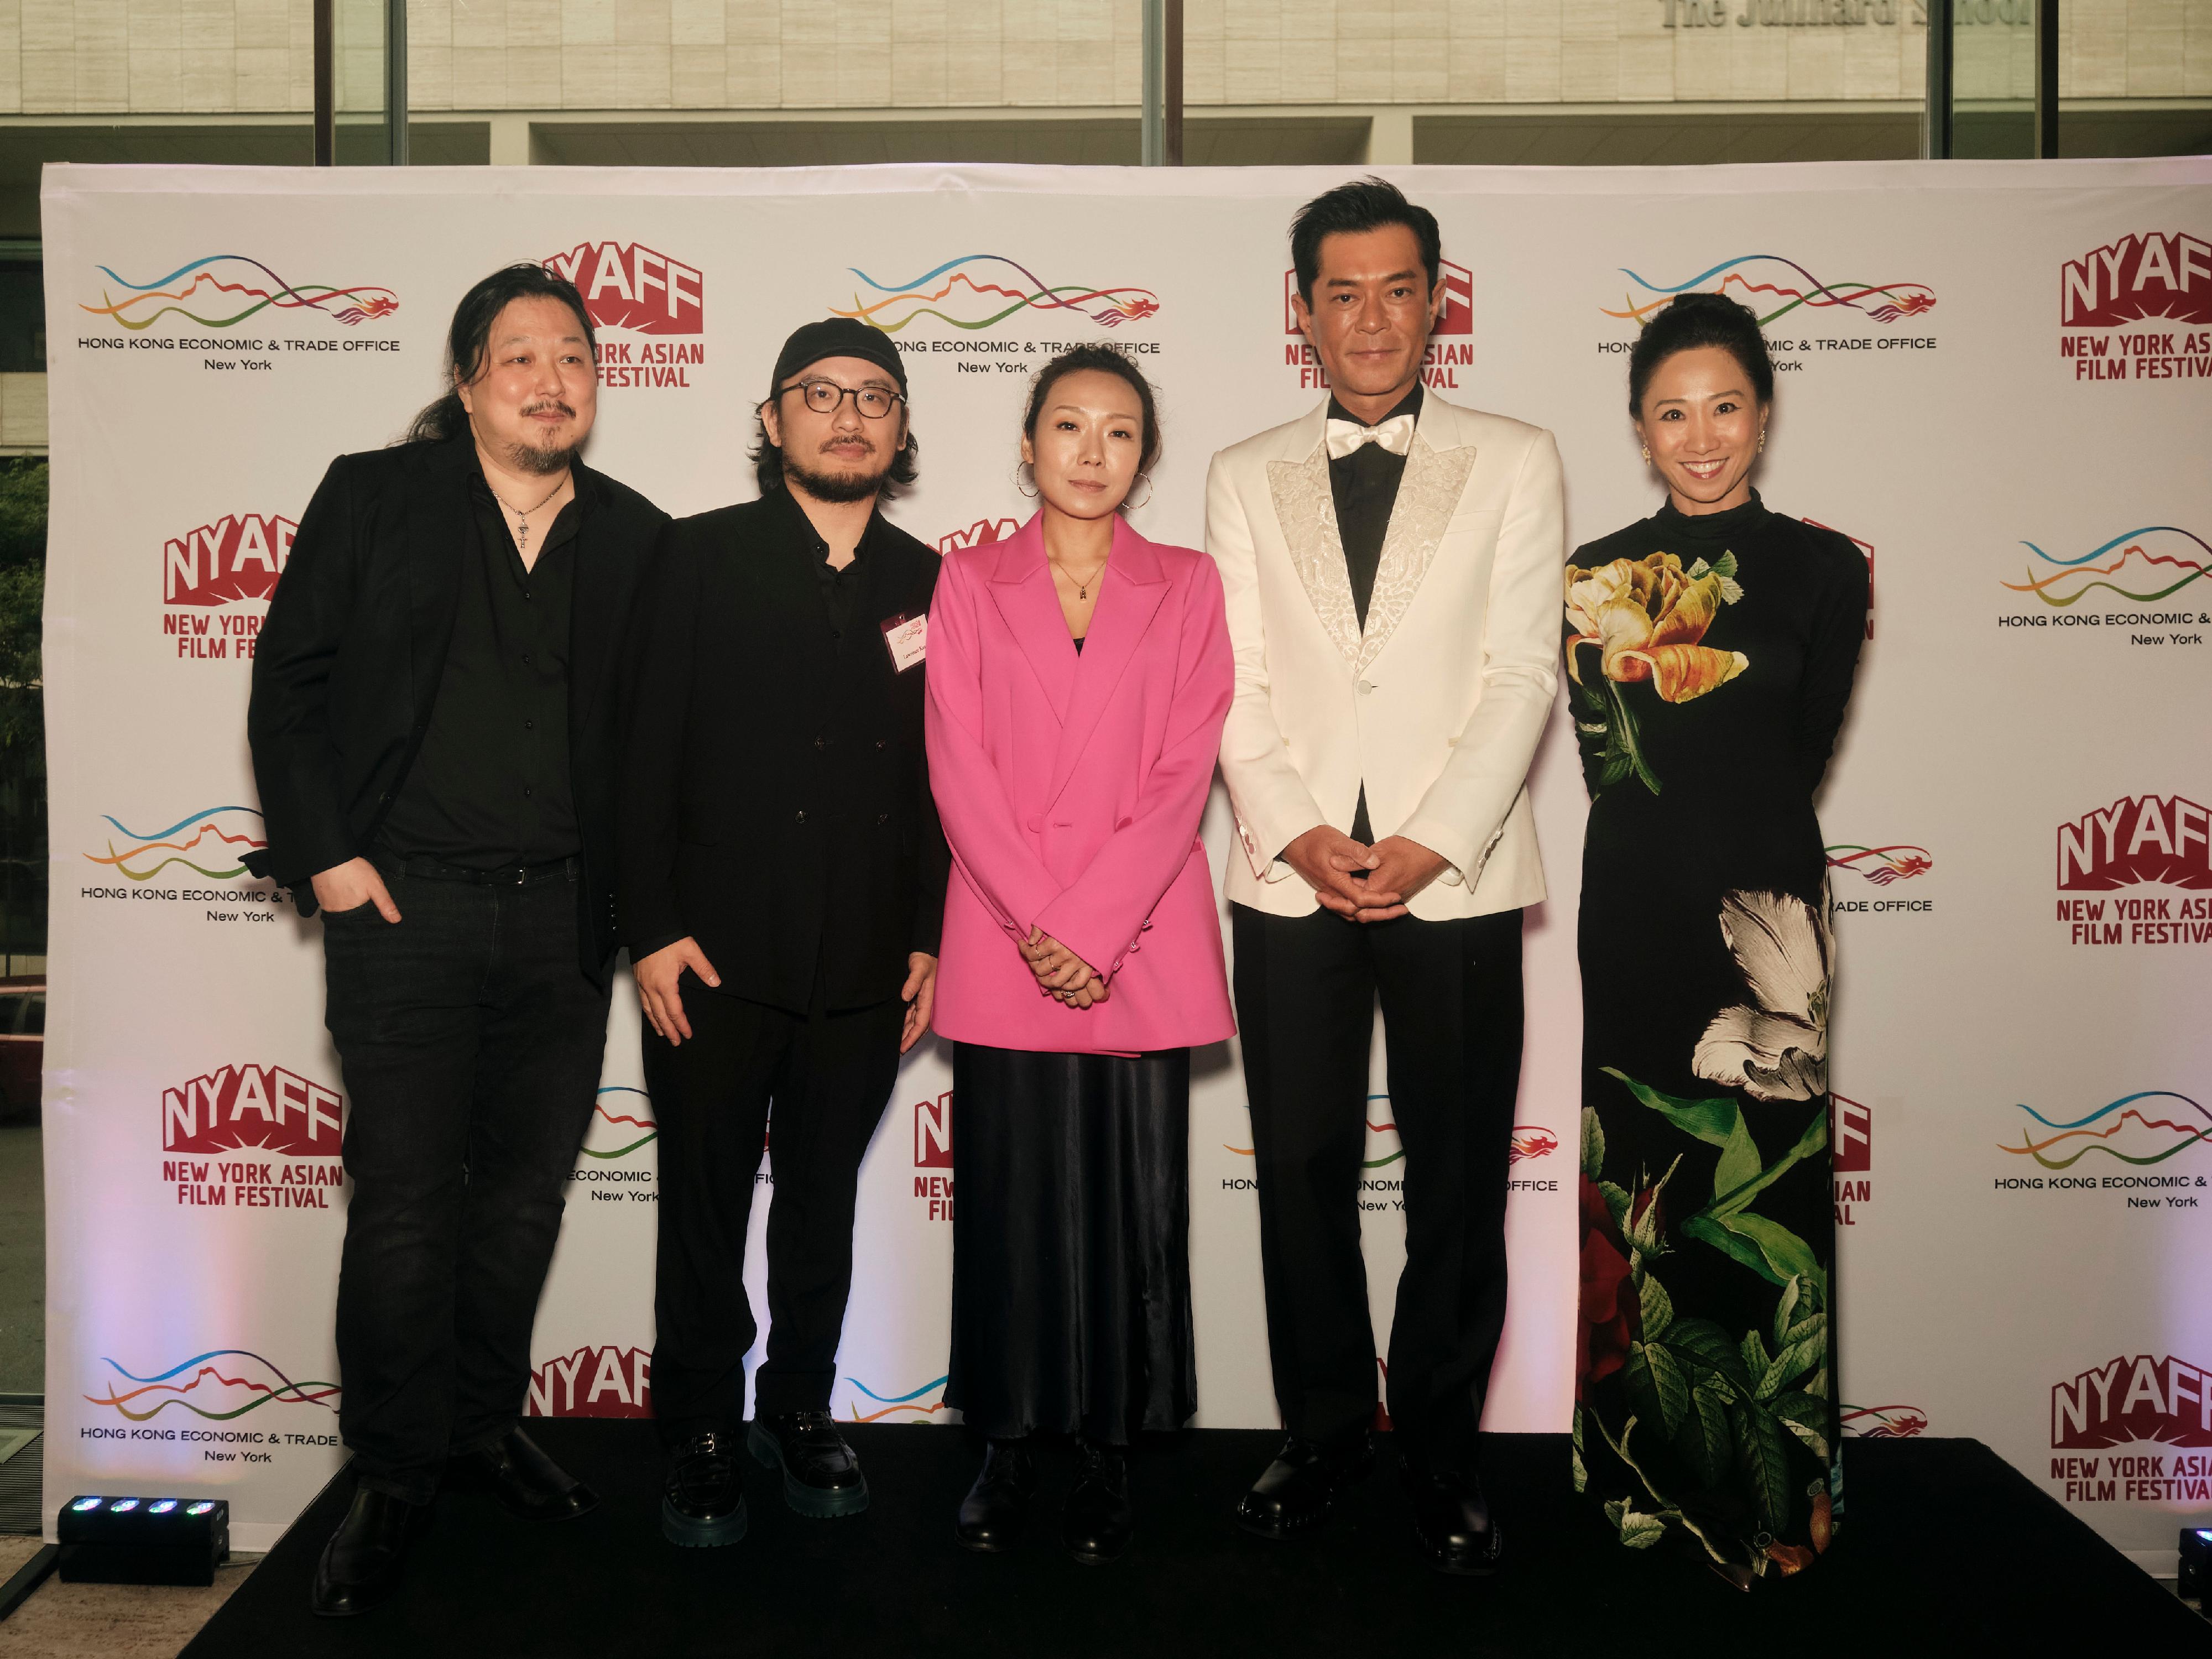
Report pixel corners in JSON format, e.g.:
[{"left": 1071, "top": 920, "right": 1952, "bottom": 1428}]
[
  {"left": 1013, "top": 461, "right": 1038, "bottom": 500},
  {"left": 1757, "top": 428, "right": 1767, "bottom": 454},
  {"left": 1641, "top": 444, "right": 1650, "bottom": 466},
  {"left": 1125, "top": 474, "right": 1154, "bottom": 512}
]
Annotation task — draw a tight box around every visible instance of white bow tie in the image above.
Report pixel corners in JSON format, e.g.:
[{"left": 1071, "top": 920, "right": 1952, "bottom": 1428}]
[{"left": 1324, "top": 413, "right": 1415, "bottom": 461}]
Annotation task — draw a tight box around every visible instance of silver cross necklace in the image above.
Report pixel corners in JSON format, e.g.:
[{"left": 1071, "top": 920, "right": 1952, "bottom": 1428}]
[{"left": 492, "top": 476, "right": 568, "bottom": 556}]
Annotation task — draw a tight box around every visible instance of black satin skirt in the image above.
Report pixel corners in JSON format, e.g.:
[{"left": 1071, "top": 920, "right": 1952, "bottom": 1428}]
[{"left": 947, "top": 1043, "right": 1197, "bottom": 1445}]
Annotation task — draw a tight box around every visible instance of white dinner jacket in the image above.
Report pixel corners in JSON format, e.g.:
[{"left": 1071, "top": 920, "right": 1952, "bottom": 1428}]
[{"left": 1204, "top": 393, "right": 1564, "bottom": 920}]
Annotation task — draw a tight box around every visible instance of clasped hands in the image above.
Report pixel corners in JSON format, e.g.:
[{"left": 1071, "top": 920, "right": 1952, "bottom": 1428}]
[
  {"left": 1282, "top": 825, "right": 1449, "bottom": 922},
  {"left": 1021, "top": 927, "right": 1109, "bottom": 1010}
]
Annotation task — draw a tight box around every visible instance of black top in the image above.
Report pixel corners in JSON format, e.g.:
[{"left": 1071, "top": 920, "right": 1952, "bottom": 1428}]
[
  {"left": 1567, "top": 490, "right": 1868, "bottom": 890},
  {"left": 246, "top": 434, "right": 670, "bottom": 982},
  {"left": 615, "top": 486, "right": 950, "bottom": 1015},
  {"left": 1326, "top": 383, "right": 1423, "bottom": 630},
  {"left": 380, "top": 471, "right": 587, "bottom": 868},
  {"left": 806, "top": 510, "right": 885, "bottom": 636},
  {"left": 1324, "top": 382, "right": 1422, "bottom": 845}
]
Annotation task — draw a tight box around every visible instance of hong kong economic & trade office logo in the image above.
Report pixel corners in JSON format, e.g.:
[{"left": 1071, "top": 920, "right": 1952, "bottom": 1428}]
[
  {"left": 1993, "top": 1089, "right": 2211, "bottom": 1211},
  {"left": 1596, "top": 252, "right": 1937, "bottom": 373},
  {"left": 77, "top": 805, "right": 287, "bottom": 920},
  {"left": 1995, "top": 523, "right": 2209, "bottom": 646}
]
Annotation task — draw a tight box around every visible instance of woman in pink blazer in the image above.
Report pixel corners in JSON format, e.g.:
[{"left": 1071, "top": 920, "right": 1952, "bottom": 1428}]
[{"left": 925, "top": 346, "right": 1233, "bottom": 1566}]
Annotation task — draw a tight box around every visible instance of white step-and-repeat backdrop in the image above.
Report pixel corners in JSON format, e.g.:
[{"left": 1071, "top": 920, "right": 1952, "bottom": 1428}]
[{"left": 36, "top": 158, "right": 2212, "bottom": 1564}]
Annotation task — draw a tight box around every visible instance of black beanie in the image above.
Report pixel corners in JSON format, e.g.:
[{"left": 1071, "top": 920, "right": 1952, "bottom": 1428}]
[{"left": 769, "top": 317, "right": 909, "bottom": 396}]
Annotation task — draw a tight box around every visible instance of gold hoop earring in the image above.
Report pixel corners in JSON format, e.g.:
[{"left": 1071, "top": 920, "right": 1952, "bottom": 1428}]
[
  {"left": 1125, "top": 475, "right": 1153, "bottom": 512},
  {"left": 1013, "top": 462, "right": 1038, "bottom": 500}
]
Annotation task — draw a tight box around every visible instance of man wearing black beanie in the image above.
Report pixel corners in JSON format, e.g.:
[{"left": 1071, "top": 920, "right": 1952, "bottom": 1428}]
[{"left": 617, "top": 316, "right": 947, "bottom": 1546}]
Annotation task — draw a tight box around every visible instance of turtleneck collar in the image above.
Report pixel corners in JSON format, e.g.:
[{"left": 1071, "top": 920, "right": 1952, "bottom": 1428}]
[{"left": 1653, "top": 487, "right": 1769, "bottom": 542}]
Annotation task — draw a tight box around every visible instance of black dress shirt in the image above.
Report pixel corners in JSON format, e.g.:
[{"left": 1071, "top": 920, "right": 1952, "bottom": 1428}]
[
  {"left": 1325, "top": 383, "right": 1422, "bottom": 846},
  {"left": 806, "top": 515, "right": 877, "bottom": 636},
  {"left": 380, "top": 471, "right": 589, "bottom": 869}
]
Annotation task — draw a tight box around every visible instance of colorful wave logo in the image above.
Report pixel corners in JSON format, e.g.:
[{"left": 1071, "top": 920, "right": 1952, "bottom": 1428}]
[
  {"left": 83, "top": 255, "right": 398, "bottom": 332},
  {"left": 834, "top": 256, "right": 1159, "bottom": 333},
  {"left": 86, "top": 806, "right": 265, "bottom": 883},
  {"left": 1841, "top": 1402, "right": 1927, "bottom": 1439},
  {"left": 1603, "top": 255, "right": 1936, "bottom": 328},
  {"left": 86, "top": 1349, "right": 339, "bottom": 1422},
  {"left": 1999, "top": 1091, "right": 2212, "bottom": 1170},
  {"left": 843, "top": 1375, "right": 948, "bottom": 1424},
  {"left": 1227, "top": 1095, "right": 1409, "bottom": 1168},
  {"left": 2004, "top": 526, "right": 2212, "bottom": 609},
  {"left": 1825, "top": 844, "right": 1933, "bottom": 885},
  {"left": 582, "top": 1086, "right": 658, "bottom": 1160},
  {"left": 1510, "top": 1126, "right": 1559, "bottom": 1164}
]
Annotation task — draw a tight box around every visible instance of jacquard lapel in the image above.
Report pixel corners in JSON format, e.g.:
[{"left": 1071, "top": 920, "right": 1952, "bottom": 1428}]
[
  {"left": 1265, "top": 441, "right": 1362, "bottom": 669},
  {"left": 1353, "top": 420, "right": 1477, "bottom": 674}
]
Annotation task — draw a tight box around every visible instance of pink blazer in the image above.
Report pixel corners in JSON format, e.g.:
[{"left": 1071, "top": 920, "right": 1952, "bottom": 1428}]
[{"left": 925, "top": 513, "right": 1235, "bottom": 1055}]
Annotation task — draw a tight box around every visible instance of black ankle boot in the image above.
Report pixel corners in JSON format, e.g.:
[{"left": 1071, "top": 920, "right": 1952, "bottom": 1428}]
[
  {"left": 954, "top": 1437, "right": 1036, "bottom": 1553},
  {"left": 1062, "top": 1438, "right": 1133, "bottom": 1566}
]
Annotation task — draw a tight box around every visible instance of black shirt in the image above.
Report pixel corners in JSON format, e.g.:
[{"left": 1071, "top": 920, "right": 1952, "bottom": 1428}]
[
  {"left": 1327, "top": 383, "right": 1423, "bottom": 631},
  {"left": 796, "top": 498, "right": 886, "bottom": 636},
  {"left": 1326, "top": 383, "right": 1422, "bottom": 846},
  {"left": 380, "top": 469, "right": 589, "bottom": 869}
]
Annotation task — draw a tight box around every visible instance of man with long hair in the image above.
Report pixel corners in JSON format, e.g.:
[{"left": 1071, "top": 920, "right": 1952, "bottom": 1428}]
[
  {"left": 1208, "top": 179, "right": 1563, "bottom": 1573},
  {"left": 618, "top": 317, "right": 946, "bottom": 1548},
  {"left": 248, "top": 264, "right": 668, "bottom": 1615}
]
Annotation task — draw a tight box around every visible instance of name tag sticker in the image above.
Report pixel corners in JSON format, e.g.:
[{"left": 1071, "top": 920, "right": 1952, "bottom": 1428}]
[{"left": 882, "top": 611, "right": 928, "bottom": 672}]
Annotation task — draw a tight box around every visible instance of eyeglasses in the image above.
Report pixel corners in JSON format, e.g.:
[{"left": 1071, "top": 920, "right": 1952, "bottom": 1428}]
[{"left": 775, "top": 379, "right": 906, "bottom": 420}]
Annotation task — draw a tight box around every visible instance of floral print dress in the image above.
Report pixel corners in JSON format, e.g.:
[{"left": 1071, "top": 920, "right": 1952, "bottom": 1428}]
[{"left": 1566, "top": 491, "right": 1868, "bottom": 1586}]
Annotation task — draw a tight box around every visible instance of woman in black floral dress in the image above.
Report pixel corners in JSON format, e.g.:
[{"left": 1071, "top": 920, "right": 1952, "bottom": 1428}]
[{"left": 1567, "top": 293, "right": 1867, "bottom": 1588}]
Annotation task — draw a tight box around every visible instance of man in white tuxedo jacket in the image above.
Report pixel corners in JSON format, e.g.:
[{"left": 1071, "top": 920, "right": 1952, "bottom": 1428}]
[{"left": 1209, "top": 179, "right": 1563, "bottom": 1575}]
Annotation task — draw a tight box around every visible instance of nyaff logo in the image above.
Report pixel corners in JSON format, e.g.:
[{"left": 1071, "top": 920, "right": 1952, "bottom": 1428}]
[
  {"left": 162, "top": 513, "right": 295, "bottom": 662},
  {"left": 2060, "top": 233, "right": 2212, "bottom": 327},
  {"left": 527, "top": 1345, "right": 653, "bottom": 1418},
  {"left": 914, "top": 1091, "right": 953, "bottom": 1220},
  {"left": 544, "top": 242, "right": 703, "bottom": 334},
  {"left": 164, "top": 1063, "right": 343, "bottom": 1157},
  {"left": 2057, "top": 796, "right": 2212, "bottom": 890},
  {"left": 2052, "top": 1355, "right": 2212, "bottom": 1449}
]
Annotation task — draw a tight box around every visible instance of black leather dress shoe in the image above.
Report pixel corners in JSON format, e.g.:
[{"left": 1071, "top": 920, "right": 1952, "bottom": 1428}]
[
  {"left": 445, "top": 1426, "right": 598, "bottom": 1521},
  {"left": 1062, "top": 1439, "right": 1134, "bottom": 1567},
  {"left": 748, "top": 1411, "right": 869, "bottom": 1518},
  {"left": 1402, "top": 1458, "right": 1502, "bottom": 1575},
  {"left": 1234, "top": 1432, "right": 1374, "bottom": 1540},
  {"left": 662, "top": 1430, "right": 748, "bottom": 1548},
  {"left": 955, "top": 1438, "right": 1037, "bottom": 1553},
  {"left": 310, "top": 1486, "right": 427, "bottom": 1617}
]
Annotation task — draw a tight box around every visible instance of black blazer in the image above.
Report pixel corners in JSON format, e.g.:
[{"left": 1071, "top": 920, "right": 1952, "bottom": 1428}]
[
  {"left": 616, "top": 489, "right": 948, "bottom": 1016},
  {"left": 246, "top": 434, "right": 670, "bottom": 982}
]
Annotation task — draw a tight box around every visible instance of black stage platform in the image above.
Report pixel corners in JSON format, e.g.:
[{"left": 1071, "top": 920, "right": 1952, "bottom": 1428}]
[{"left": 183, "top": 1425, "right": 2207, "bottom": 1658}]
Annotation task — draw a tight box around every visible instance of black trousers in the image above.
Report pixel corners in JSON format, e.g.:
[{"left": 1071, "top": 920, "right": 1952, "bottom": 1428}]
[
  {"left": 323, "top": 860, "right": 612, "bottom": 1505},
  {"left": 644, "top": 971, "right": 905, "bottom": 1443},
  {"left": 1231, "top": 901, "right": 1524, "bottom": 1467}
]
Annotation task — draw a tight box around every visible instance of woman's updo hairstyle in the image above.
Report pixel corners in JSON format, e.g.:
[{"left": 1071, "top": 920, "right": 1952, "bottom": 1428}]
[
  {"left": 1021, "top": 345, "right": 1162, "bottom": 508},
  {"left": 1626, "top": 291, "right": 1775, "bottom": 418}
]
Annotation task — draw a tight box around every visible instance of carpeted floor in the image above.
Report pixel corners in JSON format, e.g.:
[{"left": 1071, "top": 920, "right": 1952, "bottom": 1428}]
[{"left": 181, "top": 1425, "right": 2205, "bottom": 1659}]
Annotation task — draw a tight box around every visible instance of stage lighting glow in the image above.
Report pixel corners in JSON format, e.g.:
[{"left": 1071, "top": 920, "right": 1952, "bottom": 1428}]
[
  {"left": 108, "top": 1499, "right": 139, "bottom": 1512},
  {"left": 68, "top": 1498, "right": 100, "bottom": 1512},
  {"left": 185, "top": 1502, "right": 215, "bottom": 1516},
  {"left": 58, "top": 1493, "right": 229, "bottom": 1587},
  {"left": 148, "top": 1500, "right": 178, "bottom": 1515}
]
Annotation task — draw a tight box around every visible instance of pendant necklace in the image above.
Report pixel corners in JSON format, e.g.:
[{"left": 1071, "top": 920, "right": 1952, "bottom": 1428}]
[
  {"left": 493, "top": 477, "right": 568, "bottom": 555},
  {"left": 1055, "top": 555, "right": 1109, "bottom": 602}
]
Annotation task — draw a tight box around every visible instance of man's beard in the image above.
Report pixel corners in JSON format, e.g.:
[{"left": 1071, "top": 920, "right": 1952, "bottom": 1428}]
[
  {"left": 783, "top": 439, "right": 898, "bottom": 504},
  {"left": 499, "top": 400, "right": 580, "bottom": 476}
]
